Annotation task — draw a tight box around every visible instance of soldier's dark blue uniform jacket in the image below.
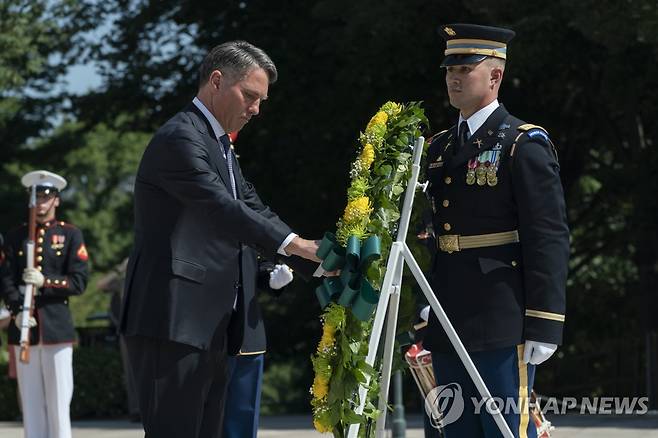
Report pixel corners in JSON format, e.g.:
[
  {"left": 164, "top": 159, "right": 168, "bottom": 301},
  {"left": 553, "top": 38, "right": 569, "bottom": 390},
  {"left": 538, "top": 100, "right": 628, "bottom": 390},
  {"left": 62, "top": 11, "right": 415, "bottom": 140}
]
[
  {"left": 0, "top": 219, "right": 89, "bottom": 345},
  {"left": 424, "top": 104, "right": 570, "bottom": 353},
  {"left": 238, "top": 246, "right": 285, "bottom": 354}
]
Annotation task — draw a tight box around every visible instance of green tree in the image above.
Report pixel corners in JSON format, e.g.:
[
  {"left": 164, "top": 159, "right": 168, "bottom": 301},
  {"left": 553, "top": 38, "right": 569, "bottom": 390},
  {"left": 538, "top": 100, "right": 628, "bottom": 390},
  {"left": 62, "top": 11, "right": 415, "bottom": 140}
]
[{"left": 0, "top": 0, "right": 98, "bottom": 230}]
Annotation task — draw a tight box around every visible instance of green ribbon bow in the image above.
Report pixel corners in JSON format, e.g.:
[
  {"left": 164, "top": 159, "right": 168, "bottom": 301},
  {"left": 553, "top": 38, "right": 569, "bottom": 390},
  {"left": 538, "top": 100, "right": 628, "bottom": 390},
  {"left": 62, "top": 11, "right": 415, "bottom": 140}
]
[{"left": 314, "top": 232, "right": 381, "bottom": 321}]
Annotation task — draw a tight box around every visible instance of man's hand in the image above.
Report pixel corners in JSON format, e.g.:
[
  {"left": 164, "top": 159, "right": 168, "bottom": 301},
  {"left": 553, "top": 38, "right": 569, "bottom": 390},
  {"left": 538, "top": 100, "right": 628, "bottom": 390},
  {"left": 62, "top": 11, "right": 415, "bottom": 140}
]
[
  {"left": 22, "top": 267, "right": 44, "bottom": 288},
  {"left": 523, "top": 340, "right": 558, "bottom": 365},
  {"left": 14, "top": 312, "right": 37, "bottom": 329},
  {"left": 269, "top": 264, "right": 294, "bottom": 290},
  {"left": 284, "top": 237, "right": 321, "bottom": 262}
]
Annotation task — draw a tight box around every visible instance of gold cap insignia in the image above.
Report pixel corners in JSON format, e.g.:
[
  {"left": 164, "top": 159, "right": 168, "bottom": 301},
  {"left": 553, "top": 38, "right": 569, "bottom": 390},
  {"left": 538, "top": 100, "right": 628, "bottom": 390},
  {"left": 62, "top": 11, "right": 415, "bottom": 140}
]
[{"left": 444, "top": 27, "right": 456, "bottom": 36}]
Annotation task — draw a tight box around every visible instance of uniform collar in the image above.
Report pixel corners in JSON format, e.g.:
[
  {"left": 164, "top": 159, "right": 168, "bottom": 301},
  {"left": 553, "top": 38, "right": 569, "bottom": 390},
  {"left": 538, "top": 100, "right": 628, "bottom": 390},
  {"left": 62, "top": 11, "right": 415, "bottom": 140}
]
[
  {"left": 38, "top": 219, "right": 57, "bottom": 228},
  {"left": 192, "top": 97, "right": 227, "bottom": 141},
  {"left": 459, "top": 99, "right": 499, "bottom": 136},
  {"left": 450, "top": 104, "right": 510, "bottom": 169}
]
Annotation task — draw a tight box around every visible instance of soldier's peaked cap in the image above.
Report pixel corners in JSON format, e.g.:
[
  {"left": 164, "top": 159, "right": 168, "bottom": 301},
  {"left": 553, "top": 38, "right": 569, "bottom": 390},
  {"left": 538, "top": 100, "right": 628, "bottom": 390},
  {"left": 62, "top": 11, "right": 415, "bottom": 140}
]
[
  {"left": 439, "top": 24, "right": 515, "bottom": 67},
  {"left": 21, "top": 170, "right": 67, "bottom": 195}
]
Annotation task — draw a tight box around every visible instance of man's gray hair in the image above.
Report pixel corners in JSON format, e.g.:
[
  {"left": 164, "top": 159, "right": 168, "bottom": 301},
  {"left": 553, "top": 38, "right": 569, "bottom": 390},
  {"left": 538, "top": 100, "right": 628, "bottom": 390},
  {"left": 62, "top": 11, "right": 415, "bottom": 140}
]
[{"left": 198, "top": 40, "right": 277, "bottom": 87}]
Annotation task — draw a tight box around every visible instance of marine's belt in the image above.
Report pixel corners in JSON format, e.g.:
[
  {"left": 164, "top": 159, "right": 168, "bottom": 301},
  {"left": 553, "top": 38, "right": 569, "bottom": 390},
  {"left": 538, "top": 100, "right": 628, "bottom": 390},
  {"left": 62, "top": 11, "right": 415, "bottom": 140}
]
[{"left": 438, "top": 230, "right": 519, "bottom": 253}]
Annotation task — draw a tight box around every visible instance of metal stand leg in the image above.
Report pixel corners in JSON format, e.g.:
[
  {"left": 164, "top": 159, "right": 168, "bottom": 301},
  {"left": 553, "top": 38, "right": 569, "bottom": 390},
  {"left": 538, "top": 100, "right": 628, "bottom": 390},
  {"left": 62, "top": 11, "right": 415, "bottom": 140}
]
[
  {"left": 375, "top": 252, "right": 404, "bottom": 437},
  {"left": 401, "top": 244, "right": 514, "bottom": 438}
]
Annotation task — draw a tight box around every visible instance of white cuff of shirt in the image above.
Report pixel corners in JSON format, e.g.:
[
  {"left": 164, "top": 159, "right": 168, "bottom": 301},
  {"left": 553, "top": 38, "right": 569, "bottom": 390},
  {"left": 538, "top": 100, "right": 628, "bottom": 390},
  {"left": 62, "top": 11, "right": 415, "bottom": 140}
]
[{"left": 277, "top": 233, "right": 298, "bottom": 256}]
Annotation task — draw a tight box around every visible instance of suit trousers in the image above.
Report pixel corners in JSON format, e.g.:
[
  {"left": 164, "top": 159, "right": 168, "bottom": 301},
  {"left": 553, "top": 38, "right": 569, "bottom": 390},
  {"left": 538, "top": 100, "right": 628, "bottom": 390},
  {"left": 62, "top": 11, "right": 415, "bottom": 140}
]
[
  {"left": 222, "top": 354, "right": 264, "bottom": 438},
  {"left": 125, "top": 328, "right": 230, "bottom": 438},
  {"left": 431, "top": 345, "right": 537, "bottom": 438},
  {"left": 14, "top": 343, "right": 73, "bottom": 438}
]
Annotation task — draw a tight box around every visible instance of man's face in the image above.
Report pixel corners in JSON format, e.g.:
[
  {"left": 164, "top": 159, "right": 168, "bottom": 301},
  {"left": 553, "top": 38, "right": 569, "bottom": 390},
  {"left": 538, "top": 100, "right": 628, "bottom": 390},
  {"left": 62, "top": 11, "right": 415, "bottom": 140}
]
[
  {"left": 211, "top": 67, "right": 269, "bottom": 133},
  {"left": 445, "top": 61, "right": 496, "bottom": 116},
  {"left": 35, "top": 191, "right": 59, "bottom": 219}
]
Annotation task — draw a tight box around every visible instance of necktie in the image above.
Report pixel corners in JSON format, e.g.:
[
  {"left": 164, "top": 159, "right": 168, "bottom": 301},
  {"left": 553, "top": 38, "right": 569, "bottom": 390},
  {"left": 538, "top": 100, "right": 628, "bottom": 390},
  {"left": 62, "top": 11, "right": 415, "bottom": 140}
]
[
  {"left": 459, "top": 120, "right": 470, "bottom": 147},
  {"left": 219, "top": 134, "right": 238, "bottom": 199}
]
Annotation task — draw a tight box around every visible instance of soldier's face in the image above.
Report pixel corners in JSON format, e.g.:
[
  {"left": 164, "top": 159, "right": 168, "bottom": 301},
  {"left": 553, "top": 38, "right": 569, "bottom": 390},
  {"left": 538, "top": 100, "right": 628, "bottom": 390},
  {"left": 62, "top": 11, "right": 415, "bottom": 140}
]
[
  {"left": 35, "top": 192, "right": 59, "bottom": 218},
  {"left": 209, "top": 67, "right": 269, "bottom": 133},
  {"left": 445, "top": 61, "right": 496, "bottom": 117}
]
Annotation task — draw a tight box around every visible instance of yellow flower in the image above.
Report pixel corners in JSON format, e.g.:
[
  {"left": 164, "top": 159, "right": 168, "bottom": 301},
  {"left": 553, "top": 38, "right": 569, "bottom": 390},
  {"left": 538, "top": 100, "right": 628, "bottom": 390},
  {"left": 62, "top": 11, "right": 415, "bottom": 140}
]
[
  {"left": 312, "top": 374, "right": 329, "bottom": 400},
  {"left": 343, "top": 196, "right": 371, "bottom": 224},
  {"left": 318, "top": 323, "right": 336, "bottom": 351},
  {"left": 314, "top": 417, "right": 332, "bottom": 433},
  {"left": 366, "top": 111, "right": 388, "bottom": 134},
  {"left": 359, "top": 143, "right": 375, "bottom": 170},
  {"left": 381, "top": 101, "right": 402, "bottom": 116}
]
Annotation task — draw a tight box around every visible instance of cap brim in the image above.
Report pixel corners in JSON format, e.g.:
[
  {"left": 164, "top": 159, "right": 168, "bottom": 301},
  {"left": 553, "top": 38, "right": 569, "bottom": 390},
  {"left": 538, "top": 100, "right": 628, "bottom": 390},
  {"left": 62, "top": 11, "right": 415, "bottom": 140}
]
[
  {"left": 21, "top": 170, "right": 67, "bottom": 191},
  {"left": 440, "top": 54, "right": 488, "bottom": 67}
]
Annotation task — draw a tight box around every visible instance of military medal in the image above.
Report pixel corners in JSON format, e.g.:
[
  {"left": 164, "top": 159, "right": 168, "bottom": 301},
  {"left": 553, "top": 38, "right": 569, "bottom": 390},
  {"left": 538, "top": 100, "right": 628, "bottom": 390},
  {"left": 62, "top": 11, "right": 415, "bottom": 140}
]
[
  {"left": 486, "top": 150, "right": 501, "bottom": 186},
  {"left": 486, "top": 165, "right": 498, "bottom": 186},
  {"left": 476, "top": 164, "right": 487, "bottom": 186},
  {"left": 51, "top": 234, "right": 66, "bottom": 250},
  {"left": 466, "top": 159, "right": 477, "bottom": 185}
]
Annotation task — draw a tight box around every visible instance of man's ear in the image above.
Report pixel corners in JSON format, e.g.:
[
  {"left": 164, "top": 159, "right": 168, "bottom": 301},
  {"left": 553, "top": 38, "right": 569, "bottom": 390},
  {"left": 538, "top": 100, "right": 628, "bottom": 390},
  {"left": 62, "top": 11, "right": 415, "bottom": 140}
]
[
  {"left": 210, "top": 70, "right": 223, "bottom": 90},
  {"left": 54, "top": 196, "right": 61, "bottom": 208},
  {"left": 491, "top": 68, "right": 503, "bottom": 86}
]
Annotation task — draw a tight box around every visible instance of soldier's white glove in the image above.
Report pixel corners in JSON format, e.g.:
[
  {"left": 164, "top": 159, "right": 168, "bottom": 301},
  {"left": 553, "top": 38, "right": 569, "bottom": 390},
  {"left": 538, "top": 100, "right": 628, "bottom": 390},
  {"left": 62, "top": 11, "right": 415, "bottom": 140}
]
[
  {"left": 420, "top": 305, "right": 430, "bottom": 322},
  {"left": 14, "top": 312, "right": 37, "bottom": 329},
  {"left": 269, "top": 264, "right": 293, "bottom": 290},
  {"left": 22, "top": 267, "right": 44, "bottom": 288},
  {"left": 523, "top": 340, "right": 558, "bottom": 365}
]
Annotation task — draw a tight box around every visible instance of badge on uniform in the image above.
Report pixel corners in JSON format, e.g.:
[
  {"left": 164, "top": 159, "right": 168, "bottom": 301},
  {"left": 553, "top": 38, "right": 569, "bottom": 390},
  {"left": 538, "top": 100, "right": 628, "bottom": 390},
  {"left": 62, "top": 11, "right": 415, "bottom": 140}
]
[
  {"left": 51, "top": 235, "right": 66, "bottom": 250},
  {"left": 77, "top": 244, "right": 88, "bottom": 261},
  {"left": 429, "top": 155, "right": 444, "bottom": 169},
  {"left": 466, "top": 149, "right": 502, "bottom": 187}
]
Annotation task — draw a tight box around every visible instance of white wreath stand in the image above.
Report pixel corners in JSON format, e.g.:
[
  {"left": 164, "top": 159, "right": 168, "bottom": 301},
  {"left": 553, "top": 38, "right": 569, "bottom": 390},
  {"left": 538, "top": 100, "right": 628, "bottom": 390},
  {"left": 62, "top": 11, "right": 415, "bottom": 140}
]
[{"left": 346, "top": 136, "right": 514, "bottom": 438}]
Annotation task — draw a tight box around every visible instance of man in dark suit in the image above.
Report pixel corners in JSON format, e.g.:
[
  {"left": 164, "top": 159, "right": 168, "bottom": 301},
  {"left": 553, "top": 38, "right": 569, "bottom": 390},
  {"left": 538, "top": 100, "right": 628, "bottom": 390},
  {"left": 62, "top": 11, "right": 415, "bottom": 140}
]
[
  {"left": 424, "top": 24, "right": 570, "bottom": 437},
  {"left": 120, "top": 40, "right": 321, "bottom": 438}
]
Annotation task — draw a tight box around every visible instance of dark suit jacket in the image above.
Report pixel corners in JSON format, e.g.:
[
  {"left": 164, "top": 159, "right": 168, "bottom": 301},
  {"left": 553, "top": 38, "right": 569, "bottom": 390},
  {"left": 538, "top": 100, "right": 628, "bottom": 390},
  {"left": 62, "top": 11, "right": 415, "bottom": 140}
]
[
  {"left": 239, "top": 249, "right": 286, "bottom": 355},
  {"left": 120, "top": 103, "right": 292, "bottom": 353},
  {"left": 424, "top": 105, "right": 570, "bottom": 352}
]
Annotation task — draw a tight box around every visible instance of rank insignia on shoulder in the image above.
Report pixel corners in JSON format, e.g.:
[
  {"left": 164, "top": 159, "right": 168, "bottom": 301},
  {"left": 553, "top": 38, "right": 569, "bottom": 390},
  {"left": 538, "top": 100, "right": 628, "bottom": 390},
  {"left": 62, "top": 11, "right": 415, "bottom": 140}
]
[
  {"left": 498, "top": 123, "right": 511, "bottom": 130},
  {"left": 518, "top": 123, "right": 548, "bottom": 133},
  {"left": 77, "top": 244, "right": 88, "bottom": 261}
]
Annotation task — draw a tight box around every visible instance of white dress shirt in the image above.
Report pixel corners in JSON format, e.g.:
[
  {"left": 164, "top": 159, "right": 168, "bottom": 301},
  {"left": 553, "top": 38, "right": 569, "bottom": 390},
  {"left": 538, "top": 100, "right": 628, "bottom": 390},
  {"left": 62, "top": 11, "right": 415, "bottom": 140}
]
[
  {"left": 192, "top": 97, "right": 297, "bottom": 256},
  {"left": 458, "top": 99, "right": 500, "bottom": 137}
]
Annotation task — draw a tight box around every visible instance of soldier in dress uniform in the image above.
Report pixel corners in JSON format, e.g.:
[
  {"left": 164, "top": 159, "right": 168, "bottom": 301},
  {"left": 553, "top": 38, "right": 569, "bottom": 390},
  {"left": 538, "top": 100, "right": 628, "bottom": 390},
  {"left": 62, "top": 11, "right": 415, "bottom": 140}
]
[
  {"left": 0, "top": 170, "right": 89, "bottom": 438},
  {"left": 424, "top": 24, "right": 570, "bottom": 437},
  {"left": 222, "top": 248, "right": 293, "bottom": 438}
]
